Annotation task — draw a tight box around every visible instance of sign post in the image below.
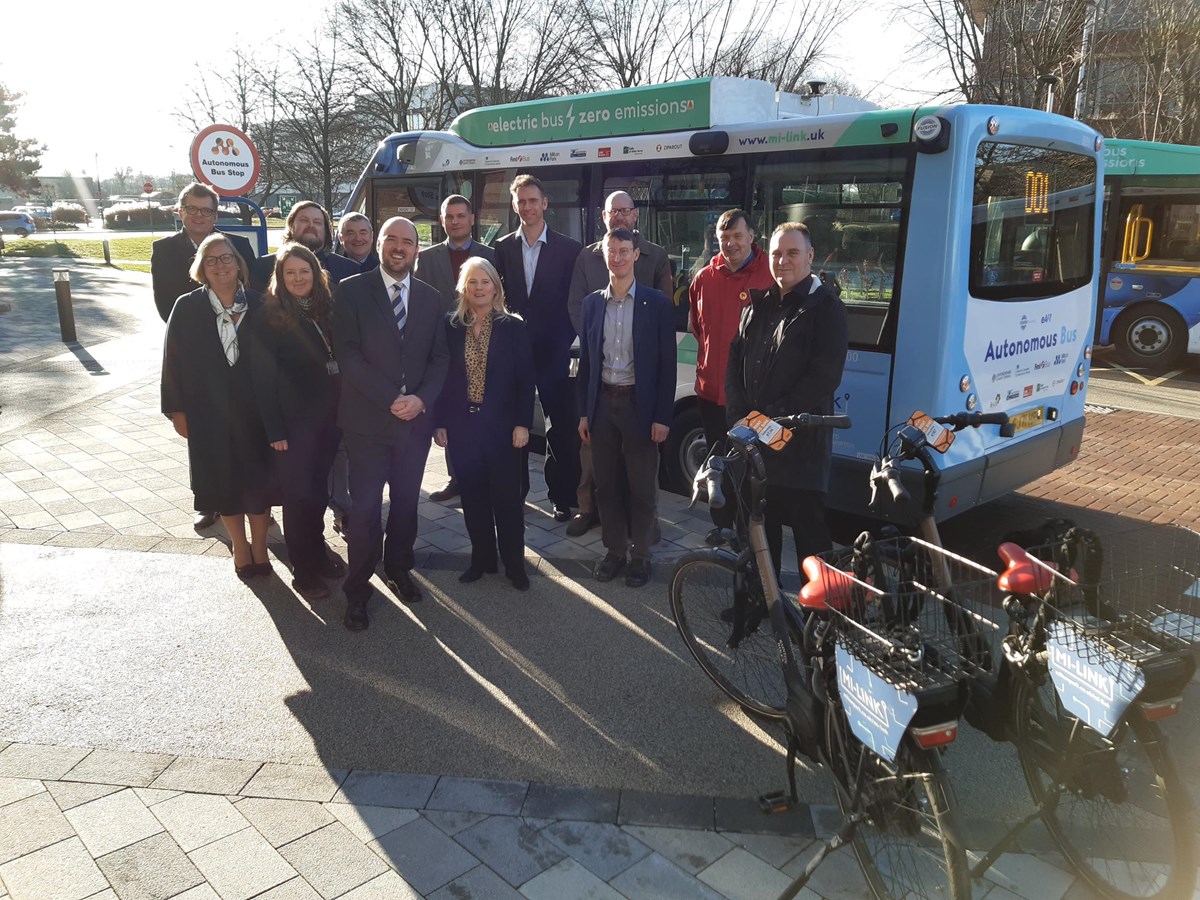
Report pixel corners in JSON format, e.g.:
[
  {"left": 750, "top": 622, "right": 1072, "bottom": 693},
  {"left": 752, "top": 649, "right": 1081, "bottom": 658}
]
[
  {"left": 189, "top": 124, "right": 261, "bottom": 198},
  {"left": 143, "top": 181, "right": 155, "bottom": 234}
]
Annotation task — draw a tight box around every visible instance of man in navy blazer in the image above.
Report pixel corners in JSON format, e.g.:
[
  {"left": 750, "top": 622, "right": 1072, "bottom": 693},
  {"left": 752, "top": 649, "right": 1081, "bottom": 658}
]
[
  {"left": 333, "top": 217, "right": 449, "bottom": 631},
  {"left": 493, "top": 175, "right": 584, "bottom": 522},
  {"left": 251, "top": 201, "right": 358, "bottom": 293},
  {"left": 415, "top": 194, "right": 496, "bottom": 503},
  {"left": 577, "top": 229, "right": 675, "bottom": 588}
]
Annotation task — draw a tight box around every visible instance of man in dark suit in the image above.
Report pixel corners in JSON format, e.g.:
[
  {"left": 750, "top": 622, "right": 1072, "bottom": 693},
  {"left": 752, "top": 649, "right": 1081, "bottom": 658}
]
[
  {"left": 336, "top": 213, "right": 379, "bottom": 274},
  {"left": 333, "top": 217, "right": 450, "bottom": 631},
  {"left": 151, "top": 182, "right": 255, "bottom": 323},
  {"left": 150, "top": 181, "right": 256, "bottom": 532},
  {"left": 577, "top": 229, "right": 675, "bottom": 588},
  {"left": 493, "top": 174, "right": 584, "bottom": 522},
  {"left": 415, "top": 194, "right": 496, "bottom": 503},
  {"left": 251, "top": 202, "right": 358, "bottom": 293}
]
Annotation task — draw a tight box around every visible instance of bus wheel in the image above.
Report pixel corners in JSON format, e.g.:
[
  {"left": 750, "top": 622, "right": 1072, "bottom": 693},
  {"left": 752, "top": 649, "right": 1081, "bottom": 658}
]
[
  {"left": 662, "top": 406, "right": 706, "bottom": 496},
  {"left": 1113, "top": 303, "right": 1188, "bottom": 370}
]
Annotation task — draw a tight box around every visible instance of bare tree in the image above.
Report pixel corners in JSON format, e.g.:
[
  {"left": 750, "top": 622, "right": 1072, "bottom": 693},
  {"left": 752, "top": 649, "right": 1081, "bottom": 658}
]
[
  {"left": 581, "top": 0, "right": 687, "bottom": 88},
  {"left": 1115, "top": 0, "right": 1200, "bottom": 143},
  {"left": 336, "top": 0, "right": 427, "bottom": 134}
]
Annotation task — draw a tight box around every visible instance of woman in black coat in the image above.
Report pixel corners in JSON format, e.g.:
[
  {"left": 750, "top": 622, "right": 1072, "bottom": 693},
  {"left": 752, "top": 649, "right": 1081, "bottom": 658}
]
[
  {"left": 161, "top": 233, "right": 272, "bottom": 578},
  {"left": 434, "top": 257, "right": 535, "bottom": 590},
  {"left": 250, "top": 243, "right": 342, "bottom": 602}
]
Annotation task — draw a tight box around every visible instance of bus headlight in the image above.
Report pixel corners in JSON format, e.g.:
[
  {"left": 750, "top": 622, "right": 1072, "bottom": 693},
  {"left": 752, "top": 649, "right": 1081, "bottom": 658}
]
[
  {"left": 965, "top": 393, "right": 978, "bottom": 410},
  {"left": 1077, "top": 364, "right": 1085, "bottom": 378},
  {"left": 987, "top": 116, "right": 1000, "bottom": 135},
  {"left": 959, "top": 375, "right": 971, "bottom": 392}
]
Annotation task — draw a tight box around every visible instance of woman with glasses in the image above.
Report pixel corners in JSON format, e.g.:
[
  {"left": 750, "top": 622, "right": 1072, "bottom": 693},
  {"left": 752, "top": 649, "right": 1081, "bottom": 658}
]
[
  {"left": 161, "top": 233, "right": 273, "bottom": 579},
  {"left": 433, "top": 258, "right": 535, "bottom": 590},
  {"left": 250, "top": 243, "right": 343, "bottom": 602}
]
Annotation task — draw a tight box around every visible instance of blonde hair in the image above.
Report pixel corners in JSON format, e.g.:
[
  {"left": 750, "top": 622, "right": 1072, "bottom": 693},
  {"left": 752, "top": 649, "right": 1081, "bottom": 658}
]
[
  {"left": 451, "top": 256, "right": 508, "bottom": 325},
  {"left": 189, "top": 233, "right": 249, "bottom": 286}
]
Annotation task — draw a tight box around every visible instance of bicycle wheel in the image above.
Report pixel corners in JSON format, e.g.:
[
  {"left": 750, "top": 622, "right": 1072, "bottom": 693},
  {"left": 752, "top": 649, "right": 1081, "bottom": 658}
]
[
  {"left": 826, "top": 701, "right": 970, "bottom": 899},
  {"left": 669, "top": 550, "right": 788, "bottom": 720},
  {"left": 1012, "top": 675, "right": 1196, "bottom": 899}
]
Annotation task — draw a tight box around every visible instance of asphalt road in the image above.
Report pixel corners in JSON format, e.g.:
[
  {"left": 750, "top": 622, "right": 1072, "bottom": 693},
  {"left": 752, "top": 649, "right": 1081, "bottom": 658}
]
[{"left": 1088, "top": 347, "right": 1200, "bottom": 419}]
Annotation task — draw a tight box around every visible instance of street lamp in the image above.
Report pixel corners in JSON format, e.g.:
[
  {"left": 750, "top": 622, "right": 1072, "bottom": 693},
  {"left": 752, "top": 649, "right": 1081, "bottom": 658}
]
[{"left": 1039, "top": 74, "right": 1061, "bottom": 113}]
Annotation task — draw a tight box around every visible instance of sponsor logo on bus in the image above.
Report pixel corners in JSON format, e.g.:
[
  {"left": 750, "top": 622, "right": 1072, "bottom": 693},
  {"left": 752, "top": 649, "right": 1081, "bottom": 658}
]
[
  {"left": 570, "top": 150, "right": 586, "bottom": 158},
  {"left": 1053, "top": 352, "right": 1069, "bottom": 365},
  {"left": 1015, "top": 364, "right": 1030, "bottom": 376},
  {"left": 458, "top": 158, "right": 477, "bottom": 165},
  {"left": 1023, "top": 385, "right": 1034, "bottom": 398},
  {"left": 737, "top": 129, "right": 827, "bottom": 147},
  {"left": 992, "top": 393, "right": 1002, "bottom": 408},
  {"left": 1110, "top": 277, "right": 1123, "bottom": 290},
  {"left": 1036, "top": 382, "right": 1049, "bottom": 392},
  {"left": 623, "top": 146, "right": 643, "bottom": 155},
  {"left": 509, "top": 154, "right": 530, "bottom": 162},
  {"left": 1034, "top": 359, "right": 1049, "bottom": 370},
  {"left": 656, "top": 142, "right": 683, "bottom": 152},
  {"left": 1006, "top": 389, "right": 1020, "bottom": 400},
  {"left": 484, "top": 156, "right": 501, "bottom": 166},
  {"left": 539, "top": 151, "right": 560, "bottom": 162},
  {"left": 598, "top": 147, "right": 612, "bottom": 158}
]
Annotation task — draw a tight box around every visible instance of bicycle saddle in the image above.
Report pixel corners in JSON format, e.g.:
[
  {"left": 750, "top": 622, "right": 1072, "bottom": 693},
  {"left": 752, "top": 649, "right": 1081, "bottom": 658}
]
[
  {"left": 996, "top": 542, "right": 1055, "bottom": 596},
  {"left": 798, "top": 556, "right": 858, "bottom": 611}
]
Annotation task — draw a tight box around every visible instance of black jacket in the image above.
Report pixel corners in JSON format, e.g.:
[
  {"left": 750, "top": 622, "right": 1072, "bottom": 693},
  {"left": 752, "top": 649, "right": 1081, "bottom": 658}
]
[
  {"left": 150, "top": 230, "right": 256, "bottom": 322},
  {"left": 726, "top": 276, "right": 848, "bottom": 491},
  {"left": 249, "top": 306, "right": 339, "bottom": 444}
]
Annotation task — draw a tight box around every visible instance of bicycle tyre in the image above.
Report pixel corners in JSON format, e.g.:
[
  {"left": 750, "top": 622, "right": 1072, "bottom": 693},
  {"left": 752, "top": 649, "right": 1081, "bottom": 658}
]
[
  {"left": 669, "top": 550, "right": 788, "bottom": 721},
  {"left": 826, "top": 700, "right": 971, "bottom": 899},
  {"left": 1012, "top": 675, "right": 1196, "bottom": 899}
]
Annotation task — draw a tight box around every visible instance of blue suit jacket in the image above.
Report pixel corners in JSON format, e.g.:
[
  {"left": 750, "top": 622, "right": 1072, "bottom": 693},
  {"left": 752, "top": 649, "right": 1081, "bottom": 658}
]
[
  {"left": 493, "top": 227, "right": 582, "bottom": 354},
  {"left": 577, "top": 284, "right": 676, "bottom": 437}
]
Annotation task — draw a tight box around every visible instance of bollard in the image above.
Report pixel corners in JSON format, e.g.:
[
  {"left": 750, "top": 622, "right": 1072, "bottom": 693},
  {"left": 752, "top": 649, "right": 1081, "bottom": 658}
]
[
  {"left": 102, "top": 239, "right": 112, "bottom": 266},
  {"left": 53, "top": 268, "right": 77, "bottom": 343}
]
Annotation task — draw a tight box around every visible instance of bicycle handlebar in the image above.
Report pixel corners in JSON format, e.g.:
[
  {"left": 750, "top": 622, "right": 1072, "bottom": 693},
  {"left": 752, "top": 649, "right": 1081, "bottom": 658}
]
[{"left": 933, "top": 411, "right": 1013, "bottom": 435}]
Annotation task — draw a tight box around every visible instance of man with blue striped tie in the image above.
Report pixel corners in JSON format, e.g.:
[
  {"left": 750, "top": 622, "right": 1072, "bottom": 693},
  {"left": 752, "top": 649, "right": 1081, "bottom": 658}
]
[{"left": 333, "top": 217, "right": 449, "bottom": 631}]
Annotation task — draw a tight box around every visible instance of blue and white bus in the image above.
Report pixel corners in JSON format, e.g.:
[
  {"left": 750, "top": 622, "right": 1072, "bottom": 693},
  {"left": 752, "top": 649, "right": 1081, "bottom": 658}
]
[
  {"left": 341, "top": 78, "right": 1103, "bottom": 521},
  {"left": 1099, "top": 139, "right": 1200, "bottom": 369}
]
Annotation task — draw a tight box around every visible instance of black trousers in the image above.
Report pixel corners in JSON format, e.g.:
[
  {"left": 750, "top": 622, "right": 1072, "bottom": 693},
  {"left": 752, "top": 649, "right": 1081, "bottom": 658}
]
[
  {"left": 591, "top": 389, "right": 658, "bottom": 560},
  {"left": 449, "top": 417, "right": 527, "bottom": 577},
  {"left": 764, "top": 485, "right": 831, "bottom": 579},
  {"left": 278, "top": 421, "right": 341, "bottom": 577},
  {"left": 343, "top": 427, "right": 431, "bottom": 601},
  {"left": 532, "top": 369, "right": 580, "bottom": 510},
  {"left": 698, "top": 397, "right": 735, "bottom": 530}
]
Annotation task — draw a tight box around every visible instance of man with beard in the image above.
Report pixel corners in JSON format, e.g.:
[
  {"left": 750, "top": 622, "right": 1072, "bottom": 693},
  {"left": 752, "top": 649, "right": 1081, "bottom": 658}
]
[
  {"left": 251, "top": 201, "right": 357, "bottom": 292},
  {"left": 336, "top": 213, "right": 379, "bottom": 273},
  {"left": 333, "top": 217, "right": 449, "bottom": 631}
]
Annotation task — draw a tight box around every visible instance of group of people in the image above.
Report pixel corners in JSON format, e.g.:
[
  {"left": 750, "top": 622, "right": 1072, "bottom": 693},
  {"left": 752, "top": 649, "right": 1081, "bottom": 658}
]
[{"left": 154, "top": 175, "right": 847, "bottom": 633}]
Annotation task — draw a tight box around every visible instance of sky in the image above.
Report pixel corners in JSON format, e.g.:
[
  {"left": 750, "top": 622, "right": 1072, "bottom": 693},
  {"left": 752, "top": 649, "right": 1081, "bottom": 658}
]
[{"left": 1, "top": 0, "right": 952, "bottom": 185}]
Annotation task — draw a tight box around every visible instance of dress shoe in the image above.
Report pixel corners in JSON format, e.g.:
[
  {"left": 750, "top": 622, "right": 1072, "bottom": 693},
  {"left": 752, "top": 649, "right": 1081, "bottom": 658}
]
[
  {"left": 319, "top": 550, "right": 346, "bottom": 578},
  {"left": 459, "top": 564, "right": 497, "bottom": 583},
  {"left": 566, "top": 511, "right": 598, "bottom": 537},
  {"left": 235, "top": 561, "right": 255, "bottom": 581},
  {"left": 509, "top": 571, "right": 531, "bottom": 591},
  {"left": 293, "top": 572, "right": 330, "bottom": 601},
  {"left": 593, "top": 554, "right": 626, "bottom": 582},
  {"left": 344, "top": 599, "right": 369, "bottom": 631},
  {"left": 194, "top": 511, "right": 219, "bottom": 531},
  {"left": 384, "top": 569, "right": 422, "bottom": 603},
  {"left": 625, "top": 557, "right": 652, "bottom": 588},
  {"left": 250, "top": 561, "right": 273, "bottom": 577},
  {"left": 429, "top": 480, "right": 461, "bottom": 502},
  {"left": 553, "top": 505, "right": 572, "bottom": 523}
]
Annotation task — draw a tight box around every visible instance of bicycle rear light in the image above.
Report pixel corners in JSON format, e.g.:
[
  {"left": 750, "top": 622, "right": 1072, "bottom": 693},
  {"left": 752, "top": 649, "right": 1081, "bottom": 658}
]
[
  {"left": 1138, "top": 697, "right": 1182, "bottom": 721},
  {"left": 910, "top": 721, "right": 958, "bottom": 748}
]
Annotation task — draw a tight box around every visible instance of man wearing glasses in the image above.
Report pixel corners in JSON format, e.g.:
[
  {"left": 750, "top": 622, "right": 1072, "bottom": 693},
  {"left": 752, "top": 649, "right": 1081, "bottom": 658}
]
[
  {"left": 566, "top": 191, "right": 672, "bottom": 537},
  {"left": 151, "top": 182, "right": 255, "bottom": 323},
  {"left": 151, "top": 182, "right": 256, "bottom": 531}
]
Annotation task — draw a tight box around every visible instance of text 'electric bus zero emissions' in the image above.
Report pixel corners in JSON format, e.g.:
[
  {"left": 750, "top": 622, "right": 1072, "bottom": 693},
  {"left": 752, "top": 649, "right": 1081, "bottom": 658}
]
[
  {"left": 1099, "top": 138, "right": 1200, "bottom": 370},
  {"left": 341, "top": 77, "right": 1104, "bottom": 523}
]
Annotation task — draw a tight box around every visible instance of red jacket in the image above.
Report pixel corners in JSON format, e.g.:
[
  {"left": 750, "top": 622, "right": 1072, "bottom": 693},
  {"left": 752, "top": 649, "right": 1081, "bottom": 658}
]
[{"left": 688, "top": 246, "right": 774, "bottom": 406}]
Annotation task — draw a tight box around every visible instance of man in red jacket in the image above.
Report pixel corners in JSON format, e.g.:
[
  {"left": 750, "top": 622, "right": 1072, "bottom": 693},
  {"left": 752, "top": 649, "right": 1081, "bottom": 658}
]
[{"left": 687, "top": 209, "right": 774, "bottom": 544}]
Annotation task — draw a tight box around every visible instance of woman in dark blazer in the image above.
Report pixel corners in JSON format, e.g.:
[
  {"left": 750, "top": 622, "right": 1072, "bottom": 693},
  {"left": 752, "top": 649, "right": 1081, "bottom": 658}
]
[
  {"left": 250, "top": 243, "right": 343, "bottom": 602},
  {"left": 161, "top": 233, "right": 272, "bottom": 579},
  {"left": 434, "top": 257, "right": 535, "bottom": 590}
]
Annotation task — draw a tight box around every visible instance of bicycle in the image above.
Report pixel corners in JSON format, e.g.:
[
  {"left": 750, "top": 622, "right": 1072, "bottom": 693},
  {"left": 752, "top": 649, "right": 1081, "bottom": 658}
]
[
  {"left": 670, "top": 411, "right": 973, "bottom": 900},
  {"left": 871, "top": 412, "right": 1198, "bottom": 900}
]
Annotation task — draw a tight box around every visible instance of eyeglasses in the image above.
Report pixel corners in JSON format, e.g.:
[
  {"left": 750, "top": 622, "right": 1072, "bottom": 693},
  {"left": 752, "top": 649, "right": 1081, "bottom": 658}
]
[
  {"left": 607, "top": 247, "right": 636, "bottom": 258},
  {"left": 183, "top": 205, "right": 217, "bottom": 218},
  {"left": 203, "top": 253, "right": 236, "bottom": 267},
  {"left": 606, "top": 207, "right": 636, "bottom": 216}
]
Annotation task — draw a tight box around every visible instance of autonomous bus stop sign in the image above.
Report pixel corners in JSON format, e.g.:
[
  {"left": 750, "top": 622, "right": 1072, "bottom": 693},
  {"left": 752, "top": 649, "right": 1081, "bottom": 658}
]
[{"left": 189, "top": 124, "right": 261, "bottom": 197}]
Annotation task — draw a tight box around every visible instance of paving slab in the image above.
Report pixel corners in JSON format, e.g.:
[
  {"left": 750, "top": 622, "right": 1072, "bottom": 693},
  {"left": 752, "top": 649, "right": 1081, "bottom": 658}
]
[
  {"left": 64, "top": 788, "right": 164, "bottom": 858},
  {"left": 44, "top": 781, "right": 123, "bottom": 812},
  {"left": 277, "top": 821, "right": 389, "bottom": 899},
  {"left": 452, "top": 815, "right": 566, "bottom": 887},
  {"left": 235, "top": 798, "right": 335, "bottom": 848},
  {"left": 697, "top": 845, "right": 795, "bottom": 900},
  {"left": 517, "top": 857, "right": 626, "bottom": 900},
  {"left": 369, "top": 816, "right": 480, "bottom": 895},
  {"left": 339, "top": 869, "right": 423, "bottom": 899},
  {"left": 94, "top": 830, "right": 205, "bottom": 900},
  {"left": 332, "top": 770, "right": 438, "bottom": 809},
  {"left": 0, "top": 743, "right": 92, "bottom": 780},
  {"left": 617, "top": 790, "right": 713, "bottom": 829},
  {"left": 240, "top": 763, "right": 348, "bottom": 803},
  {"left": 609, "top": 851, "right": 731, "bottom": 900},
  {"left": 0, "top": 791, "right": 77, "bottom": 865},
  {"left": 250, "top": 877, "right": 322, "bottom": 899},
  {"left": 0, "top": 777, "right": 43, "bottom": 808},
  {"left": 148, "top": 792, "right": 250, "bottom": 853},
  {"left": 150, "top": 756, "right": 261, "bottom": 795},
  {"left": 323, "top": 802, "right": 419, "bottom": 843},
  {"left": 62, "top": 748, "right": 175, "bottom": 788},
  {"left": 427, "top": 864, "right": 523, "bottom": 900},
  {"left": 0, "top": 836, "right": 109, "bottom": 900},
  {"left": 187, "top": 827, "right": 297, "bottom": 900},
  {"left": 723, "top": 829, "right": 814, "bottom": 869},
  {"left": 421, "top": 809, "right": 490, "bottom": 836},
  {"left": 426, "top": 776, "right": 528, "bottom": 816},
  {"left": 521, "top": 783, "right": 620, "bottom": 824},
  {"left": 541, "top": 819, "right": 651, "bottom": 881},
  {"left": 132, "top": 788, "right": 181, "bottom": 807},
  {"left": 620, "top": 824, "right": 735, "bottom": 875}
]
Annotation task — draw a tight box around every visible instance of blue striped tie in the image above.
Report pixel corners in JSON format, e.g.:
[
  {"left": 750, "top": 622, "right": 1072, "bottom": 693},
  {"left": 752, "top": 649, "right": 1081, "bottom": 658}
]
[{"left": 391, "top": 282, "right": 407, "bottom": 334}]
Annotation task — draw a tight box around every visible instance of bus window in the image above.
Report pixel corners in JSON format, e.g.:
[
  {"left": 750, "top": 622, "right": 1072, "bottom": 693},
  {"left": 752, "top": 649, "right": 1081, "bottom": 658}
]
[
  {"left": 970, "top": 143, "right": 1096, "bottom": 301},
  {"left": 1115, "top": 190, "right": 1200, "bottom": 269},
  {"left": 751, "top": 152, "right": 908, "bottom": 349},
  {"left": 372, "top": 177, "right": 458, "bottom": 244},
  {"left": 477, "top": 171, "right": 517, "bottom": 246}
]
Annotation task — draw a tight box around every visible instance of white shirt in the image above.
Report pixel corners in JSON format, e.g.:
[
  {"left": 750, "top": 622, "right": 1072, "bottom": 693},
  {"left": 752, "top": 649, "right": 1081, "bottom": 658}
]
[{"left": 520, "top": 224, "right": 547, "bottom": 295}]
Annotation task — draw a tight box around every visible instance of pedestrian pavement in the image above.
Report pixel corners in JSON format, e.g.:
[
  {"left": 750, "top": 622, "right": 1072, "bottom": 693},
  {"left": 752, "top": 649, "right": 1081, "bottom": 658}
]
[{"left": 2, "top": 258, "right": 1199, "bottom": 899}]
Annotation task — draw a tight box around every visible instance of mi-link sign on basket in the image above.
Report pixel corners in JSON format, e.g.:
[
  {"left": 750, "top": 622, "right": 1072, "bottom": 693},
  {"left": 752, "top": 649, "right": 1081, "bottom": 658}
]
[
  {"left": 835, "top": 645, "right": 917, "bottom": 763},
  {"left": 1046, "top": 622, "right": 1145, "bottom": 737}
]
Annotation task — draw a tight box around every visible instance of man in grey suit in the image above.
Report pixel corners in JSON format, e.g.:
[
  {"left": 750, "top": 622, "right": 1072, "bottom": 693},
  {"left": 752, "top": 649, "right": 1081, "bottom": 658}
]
[
  {"left": 333, "top": 217, "right": 449, "bottom": 631},
  {"left": 414, "top": 194, "right": 496, "bottom": 502}
]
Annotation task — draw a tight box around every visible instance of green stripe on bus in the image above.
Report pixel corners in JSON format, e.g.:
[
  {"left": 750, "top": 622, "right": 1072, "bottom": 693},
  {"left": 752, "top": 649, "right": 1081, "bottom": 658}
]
[{"left": 677, "top": 332, "right": 698, "bottom": 365}]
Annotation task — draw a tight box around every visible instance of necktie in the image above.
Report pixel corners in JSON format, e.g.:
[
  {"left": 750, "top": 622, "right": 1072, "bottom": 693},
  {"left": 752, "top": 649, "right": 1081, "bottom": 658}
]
[{"left": 391, "top": 282, "right": 407, "bottom": 334}]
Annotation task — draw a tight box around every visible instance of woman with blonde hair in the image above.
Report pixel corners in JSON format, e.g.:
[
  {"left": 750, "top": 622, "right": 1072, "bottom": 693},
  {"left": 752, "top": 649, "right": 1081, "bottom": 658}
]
[
  {"left": 251, "top": 242, "right": 344, "bottom": 601},
  {"left": 433, "top": 257, "right": 535, "bottom": 590},
  {"left": 161, "top": 233, "right": 272, "bottom": 579}
]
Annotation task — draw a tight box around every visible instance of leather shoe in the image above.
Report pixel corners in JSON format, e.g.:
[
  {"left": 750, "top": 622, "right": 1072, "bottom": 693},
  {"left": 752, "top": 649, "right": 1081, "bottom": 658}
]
[
  {"left": 250, "top": 561, "right": 272, "bottom": 577},
  {"left": 552, "top": 505, "right": 572, "bottom": 523},
  {"left": 625, "top": 557, "right": 651, "bottom": 588},
  {"left": 344, "top": 599, "right": 369, "bottom": 631},
  {"left": 319, "top": 551, "right": 345, "bottom": 578},
  {"left": 235, "top": 561, "right": 255, "bottom": 581},
  {"left": 509, "top": 570, "right": 531, "bottom": 591},
  {"left": 384, "top": 569, "right": 422, "bottom": 603},
  {"left": 194, "top": 511, "right": 218, "bottom": 531},
  {"left": 459, "top": 564, "right": 497, "bottom": 583},
  {"left": 593, "top": 554, "right": 626, "bottom": 582},
  {"left": 429, "top": 480, "right": 460, "bottom": 502},
  {"left": 566, "top": 512, "right": 598, "bottom": 537},
  {"left": 293, "top": 572, "right": 330, "bottom": 601}
]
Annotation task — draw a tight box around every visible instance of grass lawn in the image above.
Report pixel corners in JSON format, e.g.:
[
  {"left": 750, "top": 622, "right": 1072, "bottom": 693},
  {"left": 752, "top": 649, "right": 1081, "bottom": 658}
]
[{"left": 2, "top": 236, "right": 156, "bottom": 262}]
